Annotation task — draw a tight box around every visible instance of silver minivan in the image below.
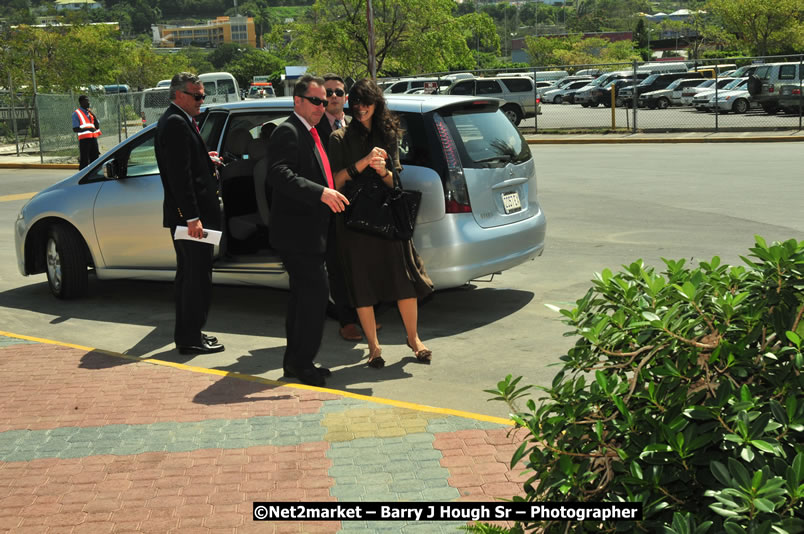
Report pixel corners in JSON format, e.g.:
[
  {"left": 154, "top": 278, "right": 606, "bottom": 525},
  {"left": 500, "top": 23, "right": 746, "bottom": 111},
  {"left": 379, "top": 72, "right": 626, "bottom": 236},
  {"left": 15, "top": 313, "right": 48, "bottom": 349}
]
[
  {"left": 15, "top": 96, "right": 546, "bottom": 298},
  {"left": 748, "top": 62, "right": 804, "bottom": 114}
]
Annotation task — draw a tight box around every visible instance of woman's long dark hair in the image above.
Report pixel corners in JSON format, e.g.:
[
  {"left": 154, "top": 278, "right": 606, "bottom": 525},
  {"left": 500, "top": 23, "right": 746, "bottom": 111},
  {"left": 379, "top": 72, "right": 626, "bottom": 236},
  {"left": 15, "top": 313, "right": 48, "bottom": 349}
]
[{"left": 347, "top": 78, "right": 402, "bottom": 148}]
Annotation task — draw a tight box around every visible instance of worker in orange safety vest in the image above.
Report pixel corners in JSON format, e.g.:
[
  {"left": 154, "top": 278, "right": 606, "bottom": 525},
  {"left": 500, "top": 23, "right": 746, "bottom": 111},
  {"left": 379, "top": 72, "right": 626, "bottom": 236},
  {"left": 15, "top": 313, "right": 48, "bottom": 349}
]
[{"left": 72, "top": 95, "right": 101, "bottom": 170}]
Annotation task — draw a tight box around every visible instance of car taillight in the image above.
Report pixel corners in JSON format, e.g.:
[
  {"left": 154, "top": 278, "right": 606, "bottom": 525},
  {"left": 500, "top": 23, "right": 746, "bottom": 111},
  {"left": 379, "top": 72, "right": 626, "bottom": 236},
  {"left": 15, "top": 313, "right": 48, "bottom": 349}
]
[
  {"left": 769, "top": 86, "right": 774, "bottom": 93},
  {"left": 433, "top": 114, "right": 471, "bottom": 214},
  {"left": 794, "top": 88, "right": 801, "bottom": 95}
]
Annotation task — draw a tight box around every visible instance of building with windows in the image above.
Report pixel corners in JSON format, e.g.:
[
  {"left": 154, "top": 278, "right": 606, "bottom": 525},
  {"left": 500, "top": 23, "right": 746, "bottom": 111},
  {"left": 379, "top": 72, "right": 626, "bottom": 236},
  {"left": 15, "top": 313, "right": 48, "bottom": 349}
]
[{"left": 152, "top": 16, "right": 256, "bottom": 48}]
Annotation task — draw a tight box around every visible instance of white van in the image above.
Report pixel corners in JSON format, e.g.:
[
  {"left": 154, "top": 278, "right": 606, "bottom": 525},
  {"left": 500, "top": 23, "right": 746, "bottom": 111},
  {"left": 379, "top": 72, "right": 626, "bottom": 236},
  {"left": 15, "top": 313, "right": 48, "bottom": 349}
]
[
  {"left": 533, "top": 70, "right": 569, "bottom": 82},
  {"left": 140, "top": 87, "right": 171, "bottom": 126},
  {"left": 637, "top": 62, "right": 691, "bottom": 74},
  {"left": 155, "top": 79, "right": 171, "bottom": 88},
  {"left": 199, "top": 72, "right": 241, "bottom": 104}
]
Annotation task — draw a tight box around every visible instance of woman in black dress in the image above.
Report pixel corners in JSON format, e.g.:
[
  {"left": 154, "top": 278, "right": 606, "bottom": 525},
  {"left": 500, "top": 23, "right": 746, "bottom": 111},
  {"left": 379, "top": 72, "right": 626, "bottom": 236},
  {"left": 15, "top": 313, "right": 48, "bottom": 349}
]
[{"left": 328, "top": 79, "right": 433, "bottom": 368}]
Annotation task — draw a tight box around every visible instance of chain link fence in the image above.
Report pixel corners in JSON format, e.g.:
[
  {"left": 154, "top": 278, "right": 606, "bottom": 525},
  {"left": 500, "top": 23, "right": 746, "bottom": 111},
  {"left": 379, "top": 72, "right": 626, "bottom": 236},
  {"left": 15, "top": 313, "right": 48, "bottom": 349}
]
[{"left": 3, "top": 54, "right": 804, "bottom": 164}]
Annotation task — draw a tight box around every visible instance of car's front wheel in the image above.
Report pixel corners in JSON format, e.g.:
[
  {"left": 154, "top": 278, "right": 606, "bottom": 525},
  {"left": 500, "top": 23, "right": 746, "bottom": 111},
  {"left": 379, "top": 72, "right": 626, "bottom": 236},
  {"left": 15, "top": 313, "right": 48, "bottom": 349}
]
[
  {"left": 46, "top": 225, "right": 88, "bottom": 299},
  {"left": 501, "top": 105, "right": 523, "bottom": 126},
  {"left": 553, "top": 95, "right": 562, "bottom": 104},
  {"left": 657, "top": 97, "right": 670, "bottom": 109},
  {"left": 732, "top": 98, "right": 749, "bottom": 114}
]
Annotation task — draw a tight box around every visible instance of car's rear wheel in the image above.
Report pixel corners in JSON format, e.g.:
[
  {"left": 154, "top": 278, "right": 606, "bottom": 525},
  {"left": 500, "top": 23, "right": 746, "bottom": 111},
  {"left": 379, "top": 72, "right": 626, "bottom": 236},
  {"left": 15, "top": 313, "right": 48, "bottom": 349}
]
[
  {"left": 46, "top": 225, "right": 88, "bottom": 299},
  {"left": 657, "top": 97, "right": 670, "bottom": 110},
  {"left": 501, "top": 104, "right": 523, "bottom": 126},
  {"left": 615, "top": 97, "right": 624, "bottom": 107},
  {"left": 762, "top": 103, "right": 779, "bottom": 114},
  {"left": 553, "top": 95, "right": 562, "bottom": 104},
  {"left": 732, "top": 98, "right": 749, "bottom": 114}
]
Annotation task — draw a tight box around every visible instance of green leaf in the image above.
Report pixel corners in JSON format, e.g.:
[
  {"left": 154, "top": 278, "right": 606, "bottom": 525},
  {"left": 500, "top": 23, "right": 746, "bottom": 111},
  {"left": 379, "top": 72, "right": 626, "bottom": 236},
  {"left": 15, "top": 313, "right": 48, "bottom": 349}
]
[
  {"left": 595, "top": 370, "right": 609, "bottom": 393},
  {"left": 723, "top": 522, "right": 746, "bottom": 534},
  {"left": 750, "top": 440, "right": 777, "bottom": 454},
  {"left": 642, "top": 311, "right": 661, "bottom": 323},
  {"left": 786, "top": 330, "right": 802, "bottom": 347},
  {"left": 728, "top": 457, "right": 752, "bottom": 489},
  {"left": 793, "top": 452, "right": 804, "bottom": 483},
  {"left": 740, "top": 447, "right": 754, "bottom": 462},
  {"left": 753, "top": 498, "right": 776, "bottom": 513}
]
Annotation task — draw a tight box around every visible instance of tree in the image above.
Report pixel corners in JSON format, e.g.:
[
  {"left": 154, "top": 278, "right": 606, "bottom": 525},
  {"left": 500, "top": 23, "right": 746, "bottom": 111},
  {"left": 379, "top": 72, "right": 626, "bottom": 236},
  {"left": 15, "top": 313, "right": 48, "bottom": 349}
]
[
  {"left": 269, "top": 0, "right": 499, "bottom": 78},
  {"left": 707, "top": 0, "right": 804, "bottom": 56},
  {"left": 524, "top": 34, "right": 640, "bottom": 67},
  {"left": 224, "top": 48, "right": 283, "bottom": 88}
]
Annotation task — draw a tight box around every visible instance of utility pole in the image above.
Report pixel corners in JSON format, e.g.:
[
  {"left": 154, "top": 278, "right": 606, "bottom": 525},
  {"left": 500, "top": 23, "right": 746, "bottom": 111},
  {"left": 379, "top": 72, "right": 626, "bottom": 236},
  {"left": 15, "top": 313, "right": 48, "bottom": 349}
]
[{"left": 367, "top": 0, "right": 376, "bottom": 79}]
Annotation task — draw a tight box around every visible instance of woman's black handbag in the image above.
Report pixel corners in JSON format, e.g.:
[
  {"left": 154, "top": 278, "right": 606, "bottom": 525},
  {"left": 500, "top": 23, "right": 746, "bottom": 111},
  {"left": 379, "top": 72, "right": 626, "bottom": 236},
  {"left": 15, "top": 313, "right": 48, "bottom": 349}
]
[{"left": 343, "top": 172, "right": 422, "bottom": 240}]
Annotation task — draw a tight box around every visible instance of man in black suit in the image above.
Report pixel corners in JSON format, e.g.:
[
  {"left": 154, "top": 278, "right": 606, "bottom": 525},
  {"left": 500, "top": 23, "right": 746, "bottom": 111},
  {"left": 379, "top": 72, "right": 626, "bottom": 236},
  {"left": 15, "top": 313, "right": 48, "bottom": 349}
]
[
  {"left": 267, "top": 74, "right": 349, "bottom": 387},
  {"left": 155, "top": 72, "right": 225, "bottom": 355},
  {"left": 316, "top": 73, "right": 365, "bottom": 343}
]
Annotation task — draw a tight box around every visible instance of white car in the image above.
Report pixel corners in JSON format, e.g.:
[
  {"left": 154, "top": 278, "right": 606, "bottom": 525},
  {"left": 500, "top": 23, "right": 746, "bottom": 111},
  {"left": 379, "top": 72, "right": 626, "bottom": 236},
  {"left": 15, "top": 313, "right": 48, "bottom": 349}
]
[
  {"left": 710, "top": 88, "right": 757, "bottom": 114},
  {"left": 692, "top": 78, "right": 746, "bottom": 111},
  {"left": 543, "top": 80, "right": 595, "bottom": 104},
  {"left": 681, "top": 78, "right": 735, "bottom": 106}
]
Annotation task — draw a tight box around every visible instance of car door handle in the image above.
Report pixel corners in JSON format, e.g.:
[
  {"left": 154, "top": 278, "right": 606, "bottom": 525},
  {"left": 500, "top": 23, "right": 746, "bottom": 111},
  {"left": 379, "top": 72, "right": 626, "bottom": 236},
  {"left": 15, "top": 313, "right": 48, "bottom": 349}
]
[{"left": 492, "top": 177, "right": 529, "bottom": 190}]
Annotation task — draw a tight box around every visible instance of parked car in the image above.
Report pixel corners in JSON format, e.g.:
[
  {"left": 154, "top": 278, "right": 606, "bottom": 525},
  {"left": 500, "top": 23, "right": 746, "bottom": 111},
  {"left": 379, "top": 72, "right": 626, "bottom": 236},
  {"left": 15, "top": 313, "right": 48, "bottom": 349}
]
[
  {"left": 709, "top": 86, "right": 758, "bottom": 114},
  {"left": 590, "top": 77, "right": 642, "bottom": 107},
  {"left": 383, "top": 76, "right": 464, "bottom": 94},
  {"left": 748, "top": 62, "right": 804, "bottom": 114},
  {"left": 543, "top": 80, "right": 593, "bottom": 104},
  {"left": 692, "top": 78, "right": 746, "bottom": 111},
  {"left": 445, "top": 76, "right": 542, "bottom": 125},
  {"left": 679, "top": 78, "right": 735, "bottom": 106},
  {"left": 538, "top": 76, "right": 592, "bottom": 100},
  {"left": 15, "top": 96, "right": 547, "bottom": 299},
  {"left": 620, "top": 71, "right": 705, "bottom": 108},
  {"left": 638, "top": 78, "right": 711, "bottom": 109},
  {"left": 573, "top": 71, "right": 635, "bottom": 107}
]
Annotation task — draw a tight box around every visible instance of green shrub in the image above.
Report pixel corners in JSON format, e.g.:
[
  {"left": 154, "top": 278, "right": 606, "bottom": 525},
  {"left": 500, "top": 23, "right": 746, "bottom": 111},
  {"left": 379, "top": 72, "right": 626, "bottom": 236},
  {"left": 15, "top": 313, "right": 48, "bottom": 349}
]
[{"left": 487, "top": 236, "right": 804, "bottom": 533}]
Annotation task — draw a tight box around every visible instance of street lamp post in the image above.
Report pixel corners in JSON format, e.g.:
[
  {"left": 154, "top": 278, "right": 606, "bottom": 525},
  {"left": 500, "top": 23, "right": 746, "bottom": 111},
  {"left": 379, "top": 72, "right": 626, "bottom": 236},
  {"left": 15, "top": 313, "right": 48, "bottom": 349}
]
[{"left": 367, "top": 0, "right": 376, "bottom": 79}]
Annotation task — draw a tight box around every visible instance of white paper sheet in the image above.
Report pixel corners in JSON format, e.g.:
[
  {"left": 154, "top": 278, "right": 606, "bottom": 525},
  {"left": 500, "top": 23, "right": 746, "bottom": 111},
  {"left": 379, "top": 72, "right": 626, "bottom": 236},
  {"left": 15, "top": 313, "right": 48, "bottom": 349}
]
[{"left": 173, "top": 225, "right": 222, "bottom": 246}]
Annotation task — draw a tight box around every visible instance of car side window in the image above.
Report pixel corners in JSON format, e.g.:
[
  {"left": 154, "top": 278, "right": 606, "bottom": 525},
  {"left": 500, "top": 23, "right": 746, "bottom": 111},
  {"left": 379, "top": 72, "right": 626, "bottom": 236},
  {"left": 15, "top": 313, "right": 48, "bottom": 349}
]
[
  {"left": 126, "top": 133, "right": 159, "bottom": 178},
  {"left": 476, "top": 80, "right": 501, "bottom": 95},
  {"left": 779, "top": 65, "right": 796, "bottom": 80},
  {"left": 501, "top": 78, "right": 533, "bottom": 92},
  {"left": 390, "top": 82, "right": 408, "bottom": 94},
  {"left": 200, "top": 111, "right": 228, "bottom": 152},
  {"left": 450, "top": 81, "right": 474, "bottom": 95}
]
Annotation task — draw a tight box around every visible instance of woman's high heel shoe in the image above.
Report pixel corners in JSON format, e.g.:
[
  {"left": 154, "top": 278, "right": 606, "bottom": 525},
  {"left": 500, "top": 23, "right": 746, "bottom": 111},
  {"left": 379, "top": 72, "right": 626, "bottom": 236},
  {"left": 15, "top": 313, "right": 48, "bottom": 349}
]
[
  {"left": 406, "top": 339, "right": 432, "bottom": 364},
  {"left": 368, "top": 347, "right": 385, "bottom": 369}
]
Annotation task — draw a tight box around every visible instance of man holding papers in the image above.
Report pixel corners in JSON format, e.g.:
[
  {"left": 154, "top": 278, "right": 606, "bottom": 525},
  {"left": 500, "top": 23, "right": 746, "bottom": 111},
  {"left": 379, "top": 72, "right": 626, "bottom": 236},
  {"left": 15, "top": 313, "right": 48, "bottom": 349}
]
[{"left": 155, "top": 72, "right": 225, "bottom": 355}]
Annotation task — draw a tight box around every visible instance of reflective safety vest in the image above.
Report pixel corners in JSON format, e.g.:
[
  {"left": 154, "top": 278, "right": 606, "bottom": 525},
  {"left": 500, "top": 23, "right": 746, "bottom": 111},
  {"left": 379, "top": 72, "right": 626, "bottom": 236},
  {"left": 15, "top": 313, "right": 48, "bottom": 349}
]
[{"left": 74, "top": 108, "right": 101, "bottom": 139}]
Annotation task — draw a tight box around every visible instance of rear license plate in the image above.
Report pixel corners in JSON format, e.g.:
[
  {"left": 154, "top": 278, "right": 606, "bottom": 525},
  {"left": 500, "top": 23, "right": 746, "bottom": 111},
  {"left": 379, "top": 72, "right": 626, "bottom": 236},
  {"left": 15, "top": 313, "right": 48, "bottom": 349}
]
[{"left": 502, "top": 191, "right": 521, "bottom": 214}]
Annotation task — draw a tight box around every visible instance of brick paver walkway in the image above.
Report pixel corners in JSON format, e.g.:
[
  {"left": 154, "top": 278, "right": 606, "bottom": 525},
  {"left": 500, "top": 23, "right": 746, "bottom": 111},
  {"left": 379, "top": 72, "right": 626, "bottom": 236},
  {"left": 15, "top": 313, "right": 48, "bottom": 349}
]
[{"left": 0, "top": 332, "right": 528, "bottom": 533}]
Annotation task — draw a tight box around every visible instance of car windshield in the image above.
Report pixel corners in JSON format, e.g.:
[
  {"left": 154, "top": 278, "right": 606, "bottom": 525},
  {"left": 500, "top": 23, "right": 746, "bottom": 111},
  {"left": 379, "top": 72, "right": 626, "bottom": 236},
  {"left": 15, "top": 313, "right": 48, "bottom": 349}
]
[
  {"left": 698, "top": 79, "right": 715, "bottom": 89},
  {"left": 724, "top": 78, "right": 745, "bottom": 90},
  {"left": 438, "top": 107, "right": 531, "bottom": 168},
  {"left": 638, "top": 74, "right": 659, "bottom": 86}
]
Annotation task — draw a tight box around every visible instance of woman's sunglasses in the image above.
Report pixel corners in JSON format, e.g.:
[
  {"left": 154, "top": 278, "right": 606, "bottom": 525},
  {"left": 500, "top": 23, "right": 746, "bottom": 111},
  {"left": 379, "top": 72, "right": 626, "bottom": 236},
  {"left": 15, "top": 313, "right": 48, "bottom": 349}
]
[
  {"left": 300, "top": 95, "right": 327, "bottom": 107},
  {"left": 182, "top": 91, "right": 206, "bottom": 101},
  {"left": 326, "top": 88, "right": 345, "bottom": 97}
]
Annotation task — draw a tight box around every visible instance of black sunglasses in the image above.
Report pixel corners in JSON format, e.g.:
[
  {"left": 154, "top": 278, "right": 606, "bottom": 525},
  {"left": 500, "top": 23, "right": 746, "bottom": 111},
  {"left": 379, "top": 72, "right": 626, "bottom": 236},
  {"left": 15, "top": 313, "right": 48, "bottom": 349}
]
[
  {"left": 299, "top": 95, "right": 327, "bottom": 107},
  {"left": 182, "top": 90, "right": 206, "bottom": 101},
  {"left": 350, "top": 97, "right": 374, "bottom": 107},
  {"left": 326, "top": 88, "right": 345, "bottom": 97}
]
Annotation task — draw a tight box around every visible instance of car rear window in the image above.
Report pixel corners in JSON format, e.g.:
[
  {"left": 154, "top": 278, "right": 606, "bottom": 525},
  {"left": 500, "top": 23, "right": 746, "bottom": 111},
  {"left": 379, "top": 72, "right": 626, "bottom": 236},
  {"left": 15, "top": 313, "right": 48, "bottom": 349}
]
[
  {"left": 437, "top": 105, "right": 531, "bottom": 169},
  {"left": 779, "top": 65, "right": 799, "bottom": 80}
]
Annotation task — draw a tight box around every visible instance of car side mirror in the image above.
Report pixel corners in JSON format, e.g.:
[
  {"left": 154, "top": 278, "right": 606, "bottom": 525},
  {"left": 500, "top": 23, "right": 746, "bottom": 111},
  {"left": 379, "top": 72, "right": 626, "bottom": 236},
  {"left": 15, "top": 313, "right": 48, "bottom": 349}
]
[
  {"left": 103, "top": 160, "right": 118, "bottom": 179},
  {"left": 103, "top": 159, "right": 126, "bottom": 180}
]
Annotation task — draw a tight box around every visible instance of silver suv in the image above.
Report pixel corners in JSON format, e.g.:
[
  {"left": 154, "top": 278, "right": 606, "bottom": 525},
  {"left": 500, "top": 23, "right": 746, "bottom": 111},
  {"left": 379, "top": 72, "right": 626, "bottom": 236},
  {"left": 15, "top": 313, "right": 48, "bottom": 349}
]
[
  {"left": 446, "top": 76, "right": 542, "bottom": 125},
  {"left": 15, "top": 96, "right": 546, "bottom": 298},
  {"left": 748, "top": 62, "right": 804, "bottom": 114}
]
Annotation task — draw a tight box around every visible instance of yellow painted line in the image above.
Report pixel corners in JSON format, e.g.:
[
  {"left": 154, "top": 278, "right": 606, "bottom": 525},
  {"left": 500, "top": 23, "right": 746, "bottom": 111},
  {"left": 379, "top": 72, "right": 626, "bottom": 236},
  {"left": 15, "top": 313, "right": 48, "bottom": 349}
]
[
  {"left": 0, "top": 330, "right": 514, "bottom": 426},
  {"left": 0, "top": 192, "right": 36, "bottom": 202}
]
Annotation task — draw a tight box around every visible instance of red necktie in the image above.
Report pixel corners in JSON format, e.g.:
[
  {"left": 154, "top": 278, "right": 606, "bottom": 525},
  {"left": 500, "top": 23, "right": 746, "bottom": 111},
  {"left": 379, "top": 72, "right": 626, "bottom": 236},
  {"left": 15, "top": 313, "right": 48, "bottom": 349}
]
[
  {"left": 309, "top": 127, "right": 334, "bottom": 189},
  {"left": 192, "top": 118, "right": 200, "bottom": 133}
]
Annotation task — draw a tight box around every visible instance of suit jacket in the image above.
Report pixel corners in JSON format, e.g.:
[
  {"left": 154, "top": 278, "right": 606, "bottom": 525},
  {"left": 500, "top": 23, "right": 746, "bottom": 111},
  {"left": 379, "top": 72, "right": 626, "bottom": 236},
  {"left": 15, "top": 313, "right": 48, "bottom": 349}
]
[
  {"left": 315, "top": 114, "right": 349, "bottom": 154},
  {"left": 267, "top": 113, "right": 331, "bottom": 255},
  {"left": 155, "top": 104, "right": 221, "bottom": 230}
]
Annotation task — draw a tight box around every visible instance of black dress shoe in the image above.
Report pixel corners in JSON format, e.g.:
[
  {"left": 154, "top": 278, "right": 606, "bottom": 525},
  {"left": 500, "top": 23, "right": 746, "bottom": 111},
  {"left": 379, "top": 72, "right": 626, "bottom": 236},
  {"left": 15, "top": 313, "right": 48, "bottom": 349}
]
[
  {"left": 283, "top": 365, "right": 326, "bottom": 387},
  {"left": 315, "top": 366, "right": 332, "bottom": 377},
  {"left": 177, "top": 340, "right": 225, "bottom": 355},
  {"left": 202, "top": 333, "right": 218, "bottom": 344}
]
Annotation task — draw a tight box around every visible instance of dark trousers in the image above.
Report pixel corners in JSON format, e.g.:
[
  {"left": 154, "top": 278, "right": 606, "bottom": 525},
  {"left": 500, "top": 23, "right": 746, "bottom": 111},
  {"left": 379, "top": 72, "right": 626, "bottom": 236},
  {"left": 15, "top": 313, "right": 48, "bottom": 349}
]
[
  {"left": 325, "top": 220, "right": 358, "bottom": 327},
  {"left": 171, "top": 231, "right": 214, "bottom": 346},
  {"left": 78, "top": 137, "right": 100, "bottom": 170},
  {"left": 279, "top": 250, "right": 329, "bottom": 371}
]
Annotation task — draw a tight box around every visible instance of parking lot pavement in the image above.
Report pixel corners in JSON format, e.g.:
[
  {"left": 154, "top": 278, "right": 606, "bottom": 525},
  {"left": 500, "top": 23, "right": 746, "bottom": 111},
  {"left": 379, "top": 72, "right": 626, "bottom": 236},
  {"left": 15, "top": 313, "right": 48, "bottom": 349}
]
[{"left": 0, "top": 331, "right": 528, "bottom": 533}]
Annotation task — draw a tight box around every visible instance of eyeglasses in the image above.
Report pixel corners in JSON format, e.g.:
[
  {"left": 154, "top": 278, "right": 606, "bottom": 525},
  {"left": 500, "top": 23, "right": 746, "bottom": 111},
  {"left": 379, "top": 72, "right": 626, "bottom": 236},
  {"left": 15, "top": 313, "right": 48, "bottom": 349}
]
[
  {"left": 300, "top": 95, "right": 327, "bottom": 107},
  {"left": 182, "top": 91, "right": 206, "bottom": 101},
  {"left": 326, "top": 88, "right": 345, "bottom": 98}
]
